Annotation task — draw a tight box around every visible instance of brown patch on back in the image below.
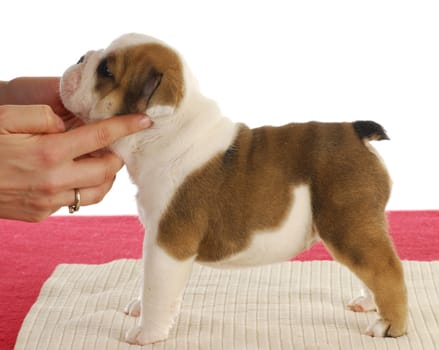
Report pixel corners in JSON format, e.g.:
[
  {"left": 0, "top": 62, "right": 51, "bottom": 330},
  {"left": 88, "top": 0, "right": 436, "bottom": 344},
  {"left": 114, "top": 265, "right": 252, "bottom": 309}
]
[
  {"left": 94, "top": 43, "right": 184, "bottom": 115},
  {"left": 157, "top": 122, "right": 392, "bottom": 263}
]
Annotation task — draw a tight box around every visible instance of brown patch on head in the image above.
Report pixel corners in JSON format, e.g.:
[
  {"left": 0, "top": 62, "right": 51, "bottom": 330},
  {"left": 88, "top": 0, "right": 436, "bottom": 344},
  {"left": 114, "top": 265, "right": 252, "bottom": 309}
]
[
  {"left": 94, "top": 43, "right": 184, "bottom": 116},
  {"left": 156, "top": 122, "right": 393, "bottom": 264}
]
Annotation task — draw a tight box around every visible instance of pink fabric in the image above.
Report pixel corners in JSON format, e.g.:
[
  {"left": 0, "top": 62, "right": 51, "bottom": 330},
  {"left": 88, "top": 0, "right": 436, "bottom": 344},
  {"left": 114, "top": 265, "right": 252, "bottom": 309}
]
[{"left": 1, "top": 211, "right": 438, "bottom": 349}]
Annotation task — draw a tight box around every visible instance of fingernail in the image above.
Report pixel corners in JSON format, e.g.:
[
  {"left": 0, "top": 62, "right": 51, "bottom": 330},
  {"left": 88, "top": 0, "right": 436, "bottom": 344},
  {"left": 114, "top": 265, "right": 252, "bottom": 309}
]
[{"left": 139, "top": 115, "right": 153, "bottom": 128}]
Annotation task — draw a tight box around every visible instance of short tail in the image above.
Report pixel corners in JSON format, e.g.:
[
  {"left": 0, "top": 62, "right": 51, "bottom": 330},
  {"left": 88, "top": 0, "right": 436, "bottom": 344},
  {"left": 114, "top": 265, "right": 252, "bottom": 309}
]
[{"left": 353, "top": 120, "right": 390, "bottom": 141}]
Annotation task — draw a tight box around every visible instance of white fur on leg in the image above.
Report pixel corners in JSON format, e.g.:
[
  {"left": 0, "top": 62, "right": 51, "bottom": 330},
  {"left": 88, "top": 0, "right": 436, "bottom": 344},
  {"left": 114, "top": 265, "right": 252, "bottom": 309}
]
[
  {"left": 348, "top": 284, "right": 390, "bottom": 337},
  {"left": 347, "top": 284, "right": 377, "bottom": 312},
  {"left": 365, "top": 318, "right": 391, "bottom": 337},
  {"left": 125, "top": 245, "right": 194, "bottom": 345},
  {"left": 126, "top": 325, "right": 169, "bottom": 345}
]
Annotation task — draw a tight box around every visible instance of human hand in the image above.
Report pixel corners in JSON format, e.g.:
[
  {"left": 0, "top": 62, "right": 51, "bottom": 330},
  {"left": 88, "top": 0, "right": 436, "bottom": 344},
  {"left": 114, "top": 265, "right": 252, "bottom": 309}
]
[
  {"left": 0, "top": 77, "right": 83, "bottom": 130},
  {"left": 0, "top": 100, "right": 152, "bottom": 222}
]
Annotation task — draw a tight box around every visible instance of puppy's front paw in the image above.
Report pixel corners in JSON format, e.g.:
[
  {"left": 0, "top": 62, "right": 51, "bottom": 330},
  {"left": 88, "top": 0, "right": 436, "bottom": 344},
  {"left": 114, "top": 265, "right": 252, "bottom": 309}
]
[
  {"left": 347, "top": 295, "right": 377, "bottom": 313},
  {"left": 125, "top": 326, "right": 169, "bottom": 345},
  {"left": 124, "top": 298, "right": 141, "bottom": 317}
]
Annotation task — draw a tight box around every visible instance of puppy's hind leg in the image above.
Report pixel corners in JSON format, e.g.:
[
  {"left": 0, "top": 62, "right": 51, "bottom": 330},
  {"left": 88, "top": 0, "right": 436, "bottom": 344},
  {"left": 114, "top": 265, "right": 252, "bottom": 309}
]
[
  {"left": 319, "top": 214, "right": 408, "bottom": 337},
  {"left": 347, "top": 282, "right": 377, "bottom": 313}
]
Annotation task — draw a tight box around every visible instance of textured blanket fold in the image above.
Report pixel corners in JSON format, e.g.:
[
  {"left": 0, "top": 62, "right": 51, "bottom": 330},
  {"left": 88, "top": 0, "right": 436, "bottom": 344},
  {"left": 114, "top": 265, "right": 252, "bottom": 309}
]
[{"left": 15, "top": 260, "right": 439, "bottom": 350}]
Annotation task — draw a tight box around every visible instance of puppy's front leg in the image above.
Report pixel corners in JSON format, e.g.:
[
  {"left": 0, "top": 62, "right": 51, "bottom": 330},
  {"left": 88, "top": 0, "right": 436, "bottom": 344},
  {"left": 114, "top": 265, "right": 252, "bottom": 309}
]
[{"left": 125, "top": 242, "right": 194, "bottom": 345}]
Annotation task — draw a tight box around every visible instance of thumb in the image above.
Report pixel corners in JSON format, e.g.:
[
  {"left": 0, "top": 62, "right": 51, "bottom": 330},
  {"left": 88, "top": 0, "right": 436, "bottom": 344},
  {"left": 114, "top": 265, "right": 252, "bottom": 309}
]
[{"left": 0, "top": 105, "right": 65, "bottom": 134}]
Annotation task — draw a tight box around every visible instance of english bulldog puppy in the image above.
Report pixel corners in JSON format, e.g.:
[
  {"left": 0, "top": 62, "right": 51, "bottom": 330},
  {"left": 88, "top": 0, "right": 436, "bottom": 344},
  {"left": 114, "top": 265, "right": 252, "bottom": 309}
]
[{"left": 60, "top": 33, "right": 407, "bottom": 345}]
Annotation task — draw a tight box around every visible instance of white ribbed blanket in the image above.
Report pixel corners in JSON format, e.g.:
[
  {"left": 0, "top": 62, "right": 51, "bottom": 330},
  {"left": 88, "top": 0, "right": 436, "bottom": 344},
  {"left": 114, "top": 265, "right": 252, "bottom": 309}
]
[{"left": 15, "top": 260, "right": 439, "bottom": 350}]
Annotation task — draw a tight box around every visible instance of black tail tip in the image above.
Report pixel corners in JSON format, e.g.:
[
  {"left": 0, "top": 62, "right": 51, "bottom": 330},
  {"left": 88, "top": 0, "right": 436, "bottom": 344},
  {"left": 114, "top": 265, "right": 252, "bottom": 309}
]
[{"left": 353, "top": 120, "right": 390, "bottom": 141}]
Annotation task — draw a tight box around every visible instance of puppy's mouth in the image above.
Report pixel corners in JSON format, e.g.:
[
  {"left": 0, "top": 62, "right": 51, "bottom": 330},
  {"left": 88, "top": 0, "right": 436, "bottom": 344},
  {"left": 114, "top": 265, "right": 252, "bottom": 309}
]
[
  {"left": 60, "top": 68, "right": 82, "bottom": 106},
  {"left": 60, "top": 62, "right": 96, "bottom": 122},
  {"left": 60, "top": 76, "right": 77, "bottom": 102}
]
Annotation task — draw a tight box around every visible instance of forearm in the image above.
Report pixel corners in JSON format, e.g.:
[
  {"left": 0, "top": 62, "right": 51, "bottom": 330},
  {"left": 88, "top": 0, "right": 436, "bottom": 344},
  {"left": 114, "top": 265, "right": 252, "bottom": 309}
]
[
  {"left": 0, "top": 78, "right": 25, "bottom": 105},
  {"left": 0, "top": 77, "right": 62, "bottom": 107},
  {"left": 0, "top": 79, "right": 22, "bottom": 105},
  {"left": 0, "top": 80, "right": 9, "bottom": 104}
]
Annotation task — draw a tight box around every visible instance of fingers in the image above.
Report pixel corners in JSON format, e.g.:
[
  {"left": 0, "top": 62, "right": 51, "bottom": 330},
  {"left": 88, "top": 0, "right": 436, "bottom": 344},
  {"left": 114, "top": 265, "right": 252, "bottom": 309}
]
[
  {"left": 21, "top": 152, "right": 123, "bottom": 220},
  {"left": 59, "top": 151, "right": 124, "bottom": 190},
  {"left": 49, "top": 114, "right": 153, "bottom": 159},
  {"left": 58, "top": 179, "right": 116, "bottom": 212},
  {"left": 0, "top": 105, "right": 65, "bottom": 134},
  {"left": 16, "top": 176, "right": 117, "bottom": 222}
]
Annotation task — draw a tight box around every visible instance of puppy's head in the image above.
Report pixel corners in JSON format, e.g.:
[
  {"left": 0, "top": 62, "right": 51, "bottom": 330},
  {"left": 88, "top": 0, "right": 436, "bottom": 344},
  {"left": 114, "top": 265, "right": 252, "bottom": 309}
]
[{"left": 60, "top": 33, "right": 185, "bottom": 123}]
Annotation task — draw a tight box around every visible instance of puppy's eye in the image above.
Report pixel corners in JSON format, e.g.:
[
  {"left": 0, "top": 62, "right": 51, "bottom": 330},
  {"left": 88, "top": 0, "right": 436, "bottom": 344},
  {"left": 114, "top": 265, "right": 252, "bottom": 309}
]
[
  {"left": 77, "top": 55, "right": 85, "bottom": 64},
  {"left": 97, "top": 59, "right": 114, "bottom": 78}
]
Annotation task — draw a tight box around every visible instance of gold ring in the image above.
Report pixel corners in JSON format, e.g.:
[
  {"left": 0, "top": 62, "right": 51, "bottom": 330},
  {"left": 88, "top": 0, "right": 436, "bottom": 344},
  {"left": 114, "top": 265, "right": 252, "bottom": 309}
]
[{"left": 68, "top": 188, "right": 81, "bottom": 214}]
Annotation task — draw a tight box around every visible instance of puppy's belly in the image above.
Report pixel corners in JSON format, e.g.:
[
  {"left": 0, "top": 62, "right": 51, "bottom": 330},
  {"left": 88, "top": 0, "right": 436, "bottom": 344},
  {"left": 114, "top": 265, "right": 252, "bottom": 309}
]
[{"left": 200, "top": 185, "right": 318, "bottom": 268}]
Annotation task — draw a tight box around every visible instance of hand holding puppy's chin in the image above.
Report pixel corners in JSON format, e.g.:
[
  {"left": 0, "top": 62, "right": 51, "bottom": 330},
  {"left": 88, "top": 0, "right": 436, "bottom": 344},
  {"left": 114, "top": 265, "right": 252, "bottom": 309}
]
[{"left": 0, "top": 104, "right": 150, "bottom": 222}]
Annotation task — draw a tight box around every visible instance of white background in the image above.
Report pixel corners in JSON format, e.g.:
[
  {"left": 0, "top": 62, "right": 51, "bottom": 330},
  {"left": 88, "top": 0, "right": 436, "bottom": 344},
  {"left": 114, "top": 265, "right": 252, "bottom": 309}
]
[{"left": 1, "top": 0, "right": 438, "bottom": 214}]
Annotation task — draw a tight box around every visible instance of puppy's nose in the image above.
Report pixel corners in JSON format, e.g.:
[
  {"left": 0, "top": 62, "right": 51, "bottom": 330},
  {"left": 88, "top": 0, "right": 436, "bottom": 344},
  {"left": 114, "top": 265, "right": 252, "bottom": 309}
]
[
  {"left": 77, "top": 55, "right": 85, "bottom": 64},
  {"left": 76, "top": 50, "right": 97, "bottom": 65}
]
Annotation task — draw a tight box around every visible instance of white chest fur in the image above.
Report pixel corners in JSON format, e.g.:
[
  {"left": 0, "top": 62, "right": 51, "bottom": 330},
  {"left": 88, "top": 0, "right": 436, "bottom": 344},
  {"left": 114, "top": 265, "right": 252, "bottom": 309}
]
[{"left": 114, "top": 112, "right": 239, "bottom": 240}]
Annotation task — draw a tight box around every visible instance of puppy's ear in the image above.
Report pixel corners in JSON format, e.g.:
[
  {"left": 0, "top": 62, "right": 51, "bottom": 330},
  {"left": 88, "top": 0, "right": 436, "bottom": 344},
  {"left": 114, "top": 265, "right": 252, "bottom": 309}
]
[
  {"left": 143, "top": 70, "right": 163, "bottom": 103},
  {"left": 120, "top": 44, "right": 184, "bottom": 117},
  {"left": 142, "top": 69, "right": 164, "bottom": 115},
  {"left": 144, "top": 68, "right": 181, "bottom": 118}
]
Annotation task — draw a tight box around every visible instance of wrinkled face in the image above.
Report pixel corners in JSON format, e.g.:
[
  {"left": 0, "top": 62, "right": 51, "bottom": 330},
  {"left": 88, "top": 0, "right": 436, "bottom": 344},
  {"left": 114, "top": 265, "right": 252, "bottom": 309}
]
[{"left": 60, "top": 33, "right": 185, "bottom": 122}]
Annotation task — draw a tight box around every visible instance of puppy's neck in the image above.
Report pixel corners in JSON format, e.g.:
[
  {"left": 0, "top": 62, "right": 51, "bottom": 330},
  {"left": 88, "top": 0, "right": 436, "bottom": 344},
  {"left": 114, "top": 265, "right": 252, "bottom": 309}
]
[{"left": 112, "top": 91, "right": 237, "bottom": 182}]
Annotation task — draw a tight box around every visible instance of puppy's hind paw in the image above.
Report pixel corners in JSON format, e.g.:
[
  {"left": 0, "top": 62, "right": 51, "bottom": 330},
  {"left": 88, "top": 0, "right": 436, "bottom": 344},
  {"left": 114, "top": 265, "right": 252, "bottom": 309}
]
[
  {"left": 124, "top": 298, "right": 141, "bottom": 317},
  {"left": 125, "top": 326, "right": 169, "bottom": 345},
  {"left": 366, "top": 318, "right": 407, "bottom": 338},
  {"left": 365, "top": 318, "right": 391, "bottom": 337}
]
